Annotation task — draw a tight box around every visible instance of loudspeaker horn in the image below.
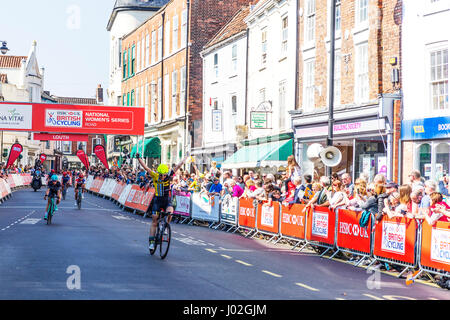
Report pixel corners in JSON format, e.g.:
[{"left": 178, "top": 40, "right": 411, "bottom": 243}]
[
  {"left": 319, "top": 146, "right": 342, "bottom": 168},
  {"left": 306, "top": 143, "right": 324, "bottom": 163}
]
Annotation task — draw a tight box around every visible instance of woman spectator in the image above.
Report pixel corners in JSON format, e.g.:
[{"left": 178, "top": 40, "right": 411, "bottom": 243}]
[
  {"left": 228, "top": 179, "right": 244, "bottom": 198},
  {"left": 382, "top": 192, "right": 401, "bottom": 218},
  {"left": 329, "top": 180, "right": 348, "bottom": 210},
  {"left": 360, "top": 183, "right": 382, "bottom": 218},
  {"left": 428, "top": 192, "right": 450, "bottom": 223},
  {"left": 347, "top": 181, "right": 368, "bottom": 211}
]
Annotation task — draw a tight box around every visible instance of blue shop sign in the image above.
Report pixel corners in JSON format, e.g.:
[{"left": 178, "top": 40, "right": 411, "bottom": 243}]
[{"left": 402, "top": 116, "right": 450, "bottom": 140}]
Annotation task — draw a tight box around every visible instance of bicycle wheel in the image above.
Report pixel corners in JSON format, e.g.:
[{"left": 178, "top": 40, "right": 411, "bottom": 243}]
[
  {"left": 159, "top": 220, "right": 171, "bottom": 259},
  {"left": 77, "top": 191, "right": 82, "bottom": 210},
  {"left": 47, "top": 199, "right": 54, "bottom": 225}
]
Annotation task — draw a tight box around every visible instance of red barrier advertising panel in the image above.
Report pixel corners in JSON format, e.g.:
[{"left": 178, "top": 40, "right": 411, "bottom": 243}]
[
  {"left": 238, "top": 198, "right": 257, "bottom": 230},
  {"left": 256, "top": 201, "right": 280, "bottom": 235},
  {"left": 420, "top": 221, "right": 450, "bottom": 272},
  {"left": 336, "top": 209, "right": 371, "bottom": 254},
  {"left": 306, "top": 206, "right": 336, "bottom": 246},
  {"left": 90, "top": 178, "right": 103, "bottom": 193},
  {"left": 280, "top": 203, "right": 306, "bottom": 240},
  {"left": 135, "top": 187, "right": 154, "bottom": 212},
  {"left": 111, "top": 182, "right": 125, "bottom": 201},
  {"left": 6, "top": 143, "right": 23, "bottom": 168},
  {"left": 373, "top": 216, "right": 417, "bottom": 264},
  {"left": 94, "top": 145, "right": 109, "bottom": 169},
  {"left": 33, "top": 133, "right": 89, "bottom": 142}
]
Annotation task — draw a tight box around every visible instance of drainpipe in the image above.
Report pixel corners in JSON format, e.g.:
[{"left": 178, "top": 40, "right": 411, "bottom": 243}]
[
  {"left": 244, "top": 27, "right": 249, "bottom": 126},
  {"left": 184, "top": 0, "right": 191, "bottom": 162},
  {"left": 294, "top": 0, "right": 299, "bottom": 111},
  {"left": 159, "top": 11, "right": 166, "bottom": 125}
]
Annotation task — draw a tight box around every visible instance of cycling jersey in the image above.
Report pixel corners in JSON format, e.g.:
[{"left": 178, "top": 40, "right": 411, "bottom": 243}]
[
  {"left": 62, "top": 176, "right": 70, "bottom": 185},
  {"left": 75, "top": 178, "right": 85, "bottom": 188},
  {"left": 47, "top": 181, "right": 61, "bottom": 197},
  {"left": 149, "top": 169, "right": 174, "bottom": 198}
]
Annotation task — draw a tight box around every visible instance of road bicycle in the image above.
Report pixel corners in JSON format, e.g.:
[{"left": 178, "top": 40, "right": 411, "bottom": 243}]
[
  {"left": 149, "top": 209, "right": 172, "bottom": 259},
  {"left": 76, "top": 188, "right": 83, "bottom": 210},
  {"left": 62, "top": 183, "right": 69, "bottom": 200},
  {"left": 46, "top": 196, "right": 57, "bottom": 225}
]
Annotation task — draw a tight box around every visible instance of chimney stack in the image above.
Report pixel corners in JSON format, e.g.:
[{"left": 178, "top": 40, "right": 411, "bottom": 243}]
[{"left": 96, "top": 84, "right": 104, "bottom": 104}]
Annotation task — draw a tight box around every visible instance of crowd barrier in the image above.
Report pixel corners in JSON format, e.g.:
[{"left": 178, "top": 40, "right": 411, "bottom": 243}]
[
  {"left": 0, "top": 173, "right": 32, "bottom": 203},
  {"left": 85, "top": 176, "right": 450, "bottom": 279}
]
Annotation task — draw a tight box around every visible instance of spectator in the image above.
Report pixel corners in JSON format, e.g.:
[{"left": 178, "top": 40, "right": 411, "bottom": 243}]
[
  {"left": 439, "top": 174, "right": 450, "bottom": 197},
  {"left": 228, "top": 179, "right": 244, "bottom": 198},
  {"left": 304, "top": 176, "right": 331, "bottom": 211},
  {"left": 429, "top": 192, "right": 450, "bottom": 223},
  {"left": 408, "top": 170, "right": 424, "bottom": 189},
  {"left": 347, "top": 181, "right": 368, "bottom": 211},
  {"left": 208, "top": 177, "right": 222, "bottom": 197},
  {"left": 341, "top": 173, "right": 354, "bottom": 198},
  {"left": 420, "top": 180, "right": 438, "bottom": 217},
  {"left": 329, "top": 180, "right": 348, "bottom": 210}
]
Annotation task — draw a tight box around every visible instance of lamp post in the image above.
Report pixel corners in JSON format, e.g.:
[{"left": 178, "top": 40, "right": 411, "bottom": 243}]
[
  {"left": 326, "top": 1, "right": 337, "bottom": 177},
  {"left": 0, "top": 40, "right": 9, "bottom": 165},
  {"left": 0, "top": 41, "right": 9, "bottom": 55}
]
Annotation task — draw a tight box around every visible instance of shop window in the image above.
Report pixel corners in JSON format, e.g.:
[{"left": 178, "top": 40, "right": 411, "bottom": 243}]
[
  {"left": 418, "top": 143, "right": 432, "bottom": 179},
  {"left": 435, "top": 143, "right": 450, "bottom": 179}
]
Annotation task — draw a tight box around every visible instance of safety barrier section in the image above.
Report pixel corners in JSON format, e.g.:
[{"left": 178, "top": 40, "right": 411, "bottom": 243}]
[
  {"left": 123, "top": 185, "right": 154, "bottom": 214},
  {"left": 372, "top": 216, "right": 418, "bottom": 277},
  {"left": 255, "top": 201, "right": 281, "bottom": 242},
  {"left": 111, "top": 182, "right": 126, "bottom": 201},
  {"left": 89, "top": 178, "right": 104, "bottom": 194},
  {"left": 189, "top": 193, "right": 220, "bottom": 226},
  {"left": 276, "top": 203, "right": 307, "bottom": 248},
  {"left": 334, "top": 209, "right": 374, "bottom": 265},
  {"left": 216, "top": 194, "right": 239, "bottom": 232},
  {"left": 172, "top": 190, "right": 191, "bottom": 223},
  {"left": 85, "top": 176, "right": 94, "bottom": 190},
  {"left": 418, "top": 220, "right": 450, "bottom": 278},
  {"left": 235, "top": 198, "right": 257, "bottom": 237},
  {"left": 302, "top": 206, "right": 337, "bottom": 257}
]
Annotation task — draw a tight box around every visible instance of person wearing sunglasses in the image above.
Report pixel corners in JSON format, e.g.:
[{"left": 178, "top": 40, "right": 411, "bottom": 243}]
[{"left": 137, "top": 152, "right": 190, "bottom": 251}]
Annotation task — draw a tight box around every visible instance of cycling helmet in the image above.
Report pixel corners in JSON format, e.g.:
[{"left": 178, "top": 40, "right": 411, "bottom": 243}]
[
  {"left": 79, "top": 173, "right": 84, "bottom": 178},
  {"left": 51, "top": 175, "right": 58, "bottom": 181},
  {"left": 157, "top": 164, "right": 169, "bottom": 175},
  {"left": 63, "top": 172, "right": 67, "bottom": 176}
]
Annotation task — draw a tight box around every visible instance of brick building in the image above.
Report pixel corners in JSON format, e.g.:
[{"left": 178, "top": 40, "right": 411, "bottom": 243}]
[
  {"left": 121, "top": 0, "right": 252, "bottom": 167},
  {"left": 290, "top": 0, "right": 402, "bottom": 182}
]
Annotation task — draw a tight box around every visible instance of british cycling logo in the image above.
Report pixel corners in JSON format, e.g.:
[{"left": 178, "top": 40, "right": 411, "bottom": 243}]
[{"left": 46, "top": 110, "right": 82, "bottom": 128}]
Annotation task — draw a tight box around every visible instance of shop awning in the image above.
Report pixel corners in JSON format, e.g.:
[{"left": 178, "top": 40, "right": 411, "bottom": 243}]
[
  {"left": 221, "top": 139, "right": 293, "bottom": 169},
  {"left": 130, "top": 137, "right": 161, "bottom": 158}
]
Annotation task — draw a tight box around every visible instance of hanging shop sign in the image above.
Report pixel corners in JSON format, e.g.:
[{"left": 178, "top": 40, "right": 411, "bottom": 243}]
[{"left": 250, "top": 101, "right": 272, "bottom": 129}]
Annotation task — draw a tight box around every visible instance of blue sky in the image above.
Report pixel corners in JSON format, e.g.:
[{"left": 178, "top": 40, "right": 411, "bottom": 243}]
[{"left": 0, "top": 0, "right": 114, "bottom": 99}]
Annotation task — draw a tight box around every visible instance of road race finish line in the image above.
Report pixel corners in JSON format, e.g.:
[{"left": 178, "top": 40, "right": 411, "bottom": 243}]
[{"left": 0, "top": 102, "right": 145, "bottom": 135}]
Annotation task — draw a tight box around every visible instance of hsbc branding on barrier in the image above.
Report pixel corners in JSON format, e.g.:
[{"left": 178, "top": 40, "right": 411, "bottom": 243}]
[
  {"left": 339, "top": 222, "right": 369, "bottom": 238},
  {"left": 312, "top": 211, "right": 328, "bottom": 238},
  {"left": 431, "top": 228, "right": 450, "bottom": 265},
  {"left": 282, "top": 212, "right": 304, "bottom": 226},
  {"left": 239, "top": 206, "right": 255, "bottom": 218},
  {"left": 46, "top": 110, "right": 83, "bottom": 128},
  {"left": 381, "top": 221, "right": 406, "bottom": 255}
]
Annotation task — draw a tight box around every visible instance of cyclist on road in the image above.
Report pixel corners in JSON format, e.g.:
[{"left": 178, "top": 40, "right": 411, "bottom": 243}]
[
  {"left": 74, "top": 173, "right": 86, "bottom": 206},
  {"left": 137, "top": 152, "right": 190, "bottom": 251},
  {"left": 44, "top": 175, "right": 61, "bottom": 220},
  {"left": 62, "top": 171, "right": 71, "bottom": 192}
]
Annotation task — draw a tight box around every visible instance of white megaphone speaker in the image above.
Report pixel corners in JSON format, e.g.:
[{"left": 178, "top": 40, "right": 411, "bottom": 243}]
[{"left": 319, "top": 146, "right": 342, "bottom": 168}]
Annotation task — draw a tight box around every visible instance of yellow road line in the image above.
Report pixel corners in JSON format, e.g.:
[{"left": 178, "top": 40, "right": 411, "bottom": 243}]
[
  {"left": 363, "top": 293, "right": 384, "bottom": 300},
  {"left": 221, "top": 254, "right": 232, "bottom": 259},
  {"left": 205, "top": 249, "right": 217, "bottom": 253},
  {"left": 235, "top": 260, "right": 253, "bottom": 266},
  {"left": 295, "top": 282, "right": 319, "bottom": 292},
  {"left": 262, "top": 270, "right": 282, "bottom": 278}
]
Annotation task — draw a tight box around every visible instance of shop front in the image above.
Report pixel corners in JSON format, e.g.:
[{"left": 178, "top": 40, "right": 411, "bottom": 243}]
[
  {"left": 291, "top": 106, "right": 391, "bottom": 182},
  {"left": 401, "top": 116, "right": 450, "bottom": 183}
]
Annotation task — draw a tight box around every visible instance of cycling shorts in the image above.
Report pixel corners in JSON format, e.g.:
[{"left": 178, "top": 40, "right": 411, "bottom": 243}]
[{"left": 149, "top": 196, "right": 173, "bottom": 215}]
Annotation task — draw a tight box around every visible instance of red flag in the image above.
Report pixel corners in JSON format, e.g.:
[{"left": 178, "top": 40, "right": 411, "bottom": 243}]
[
  {"left": 6, "top": 143, "right": 23, "bottom": 168},
  {"left": 94, "top": 144, "right": 109, "bottom": 169},
  {"left": 76, "top": 149, "right": 90, "bottom": 170},
  {"left": 39, "top": 153, "right": 47, "bottom": 163}
]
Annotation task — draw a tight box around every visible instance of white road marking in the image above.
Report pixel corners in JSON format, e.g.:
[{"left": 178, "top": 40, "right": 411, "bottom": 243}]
[
  {"left": 20, "top": 218, "right": 41, "bottom": 225},
  {"left": 295, "top": 282, "right": 320, "bottom": 292},
  {"left": 112, "top": 215, "right": 131, "bottom": 220},
  {"left": 363, "top": 293, "right": 384, "bottom": 300},
  {"left": 235, "top": 260, "right": 253, "bottom": 267},
  {"left": 221, "top": 254, "right": 232, "bottom": 259},
  {"left": 262, "top": 270, "right": 282, "bottom": 278}
]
